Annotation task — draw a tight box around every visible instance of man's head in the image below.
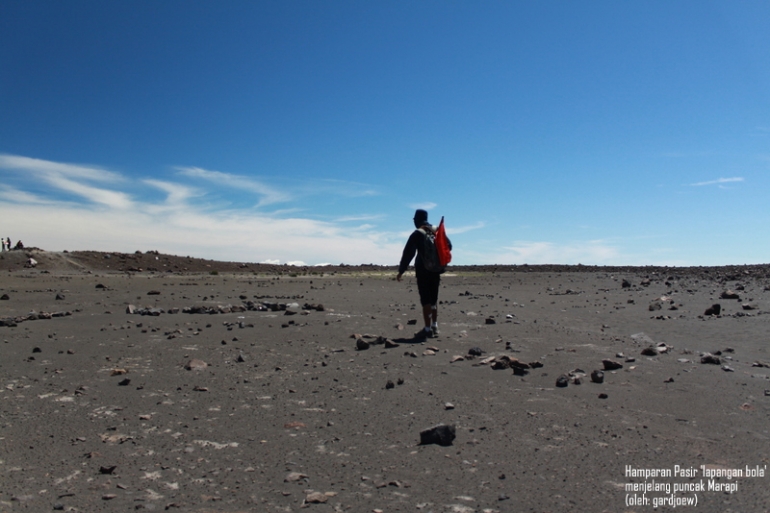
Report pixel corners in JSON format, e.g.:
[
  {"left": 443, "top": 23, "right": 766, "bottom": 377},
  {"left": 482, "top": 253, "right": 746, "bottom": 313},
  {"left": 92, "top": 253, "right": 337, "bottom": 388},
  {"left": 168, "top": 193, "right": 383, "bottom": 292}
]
[{"left": 413, "top": 209, "right": 428, "bottom": 228}]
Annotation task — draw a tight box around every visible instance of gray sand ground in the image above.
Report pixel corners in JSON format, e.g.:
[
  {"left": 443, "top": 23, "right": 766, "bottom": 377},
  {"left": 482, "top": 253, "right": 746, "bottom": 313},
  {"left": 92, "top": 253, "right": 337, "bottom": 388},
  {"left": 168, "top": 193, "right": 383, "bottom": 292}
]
[{"left": 1, "top": 258, "right": 769, "bottom": 512}]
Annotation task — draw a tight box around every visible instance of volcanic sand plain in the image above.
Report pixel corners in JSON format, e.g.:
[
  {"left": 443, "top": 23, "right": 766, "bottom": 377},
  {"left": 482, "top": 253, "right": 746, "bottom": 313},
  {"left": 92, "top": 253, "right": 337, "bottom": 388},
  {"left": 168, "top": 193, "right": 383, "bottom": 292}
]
[{"left": 1, "top": 251, "right": 769, "bottom": 512}]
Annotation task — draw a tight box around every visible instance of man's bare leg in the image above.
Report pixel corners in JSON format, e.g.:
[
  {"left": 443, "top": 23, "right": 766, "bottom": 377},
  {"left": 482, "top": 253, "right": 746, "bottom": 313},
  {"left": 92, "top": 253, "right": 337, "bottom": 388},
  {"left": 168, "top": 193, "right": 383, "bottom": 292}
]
[{"left": 422, "top": 304, "right": 432, "bottom": 329}]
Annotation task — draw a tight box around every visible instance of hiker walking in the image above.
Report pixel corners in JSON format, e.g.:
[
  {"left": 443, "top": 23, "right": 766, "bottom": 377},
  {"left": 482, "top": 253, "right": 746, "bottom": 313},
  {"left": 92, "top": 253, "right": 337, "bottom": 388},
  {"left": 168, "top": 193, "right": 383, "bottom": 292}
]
[{"left": 396, "top": 209, "right": 452, "bottom": 339}]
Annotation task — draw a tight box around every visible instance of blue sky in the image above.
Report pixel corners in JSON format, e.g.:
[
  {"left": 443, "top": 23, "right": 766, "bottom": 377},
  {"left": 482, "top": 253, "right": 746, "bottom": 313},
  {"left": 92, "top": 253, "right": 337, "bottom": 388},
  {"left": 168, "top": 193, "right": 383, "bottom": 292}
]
[{"left": 1, "top": 1, "right": 769, "bottom": 266}]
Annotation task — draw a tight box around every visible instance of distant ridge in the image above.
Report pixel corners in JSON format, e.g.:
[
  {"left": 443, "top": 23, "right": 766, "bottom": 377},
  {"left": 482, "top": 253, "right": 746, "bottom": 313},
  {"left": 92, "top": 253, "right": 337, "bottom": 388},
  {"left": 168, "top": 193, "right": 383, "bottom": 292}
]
[{"left": 2, "top": 249, "right": 770, "bottom": 280}]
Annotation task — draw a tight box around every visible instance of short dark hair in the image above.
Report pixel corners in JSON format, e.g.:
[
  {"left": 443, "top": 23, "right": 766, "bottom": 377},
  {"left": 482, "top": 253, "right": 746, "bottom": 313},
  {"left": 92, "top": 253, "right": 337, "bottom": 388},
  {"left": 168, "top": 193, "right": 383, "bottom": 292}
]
[{"left": 413, "top": 209, "right": 428, "bottom": 227}]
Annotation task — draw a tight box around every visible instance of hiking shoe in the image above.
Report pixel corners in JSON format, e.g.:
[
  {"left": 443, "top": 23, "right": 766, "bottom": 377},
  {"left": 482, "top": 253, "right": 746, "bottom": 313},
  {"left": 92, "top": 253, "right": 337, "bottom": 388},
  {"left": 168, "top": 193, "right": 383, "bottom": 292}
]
[{"left": 430, "top": 326, "right": 439, "bottom": 337}]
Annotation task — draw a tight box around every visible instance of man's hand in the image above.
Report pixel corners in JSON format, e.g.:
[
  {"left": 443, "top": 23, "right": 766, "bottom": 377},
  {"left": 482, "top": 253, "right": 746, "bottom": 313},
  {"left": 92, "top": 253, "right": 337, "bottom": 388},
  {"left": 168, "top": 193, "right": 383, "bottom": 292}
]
[{"left": 396, "top": 273, "right": 403, "bottom": 282}]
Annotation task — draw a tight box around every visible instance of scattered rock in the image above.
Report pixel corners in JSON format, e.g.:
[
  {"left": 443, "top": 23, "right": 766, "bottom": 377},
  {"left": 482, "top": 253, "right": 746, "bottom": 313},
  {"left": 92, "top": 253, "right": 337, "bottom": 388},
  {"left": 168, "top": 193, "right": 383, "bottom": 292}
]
[
  {"left": 700, "top": 353, "right": 721, "bottom": 365},
  {"left": 284, "top": 472, "right": 308, "bottom": 482},
  {"left": 356, "top": 338, "right": 370, "bottom": 350},
  {"left": 490, "top": 358, "right": 510, "bottom": 370},
  {"left": 602, "top": 359, "right": 623, "bottom": 371},
  {"left": 468, "top": 347, "right": 484, "bottom": 357},
  {"left": 720, "top": 290, "right": 740, "bottom": 300},
  {"left": 305, "top": 492, "right": 328, "bottom": 504},
  {"left": 641, "top": 347, "right": 658, "bottom": 356},
  {"left": 147, "top": 290, "right": 161, "bottom": 295},
  {"left": 419, "top": 424, "right": 456, "bottom": 446},
  {"left": 184, "top": 359, "right": 208, "bottom": 371},
  {"left": 704, "top": 304, "right": 721, "bottom": 316},
  {"left": 555, "top": 375, "right": 569, "bottom": 388},
  {"left": 598, "top": 393, "right": 608, "bottom": 399},
  {"left": 590, "top": 370, "right": 604, "bottom": 383},
  {"left": 512, "top": 365, "right": 529, "bottom": 376},
  {"left": 385, "top": 380, "right": 395, "bottom": 389}
]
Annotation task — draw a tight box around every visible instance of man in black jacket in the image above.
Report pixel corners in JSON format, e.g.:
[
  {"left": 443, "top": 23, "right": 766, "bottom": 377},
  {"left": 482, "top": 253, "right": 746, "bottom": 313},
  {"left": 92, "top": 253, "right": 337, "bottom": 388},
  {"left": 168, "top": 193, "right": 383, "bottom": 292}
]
[{"left": 396, "top": 209, "right": 451, "bottom": 339}]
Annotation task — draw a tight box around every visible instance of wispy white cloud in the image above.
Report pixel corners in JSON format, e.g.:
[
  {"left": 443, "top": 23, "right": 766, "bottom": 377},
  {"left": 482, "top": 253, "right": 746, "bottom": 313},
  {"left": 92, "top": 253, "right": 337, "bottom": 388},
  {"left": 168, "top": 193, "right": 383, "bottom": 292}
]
[
  {"left": 689, "top": 177, "right": 744, "bottom": 187},
  {"left": 0, "top": 154, "right": 405, "bottom": 265},
  {"left": 446, "top": 222, "right": 484, "bottom": 235},
  {"left": 0, "top": 154, "right": 123, "bottom": 182},
  {"left": 0, "top": 185, "right": 51, "bottom": 205},
  {"left": 175, "top": 166, "right": 290, "bottom": 206},
  {"left": 0, "top": 153, "right": 133, "bottom": 209},
  {"left": 47, "top": 174, "right": 134, "bottom": 209},
  {"left": 410, "top": 202, "right": 437, "bottom": 211},
  {"left": 144, "top": 179, "right": 201, "bottom": 206}
]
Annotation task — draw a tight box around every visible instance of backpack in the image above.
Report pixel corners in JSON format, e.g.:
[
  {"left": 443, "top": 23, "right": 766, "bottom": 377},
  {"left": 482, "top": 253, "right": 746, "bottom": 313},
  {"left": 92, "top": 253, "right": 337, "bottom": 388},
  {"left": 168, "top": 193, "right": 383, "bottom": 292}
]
[
  {"left": 417, "top": 226, "right": 444, "bottom": 273},
  {"left": 435, "top": 216, "right": 452, "bottom": 266}
]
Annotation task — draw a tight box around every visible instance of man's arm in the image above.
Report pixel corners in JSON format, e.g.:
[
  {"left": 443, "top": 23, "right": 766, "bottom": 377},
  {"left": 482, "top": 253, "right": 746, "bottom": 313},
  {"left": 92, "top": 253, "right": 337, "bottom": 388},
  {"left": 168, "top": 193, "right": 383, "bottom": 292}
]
[{"left": 397, "top": 230, "right": 421, "bottom": 280}]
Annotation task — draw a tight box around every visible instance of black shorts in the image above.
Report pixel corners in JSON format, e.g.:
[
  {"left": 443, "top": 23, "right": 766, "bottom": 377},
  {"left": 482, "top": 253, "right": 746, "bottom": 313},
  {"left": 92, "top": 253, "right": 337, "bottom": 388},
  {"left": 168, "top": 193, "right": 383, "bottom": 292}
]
[{"left": 416, "top": 269, "right": 441, "bottom": 306}]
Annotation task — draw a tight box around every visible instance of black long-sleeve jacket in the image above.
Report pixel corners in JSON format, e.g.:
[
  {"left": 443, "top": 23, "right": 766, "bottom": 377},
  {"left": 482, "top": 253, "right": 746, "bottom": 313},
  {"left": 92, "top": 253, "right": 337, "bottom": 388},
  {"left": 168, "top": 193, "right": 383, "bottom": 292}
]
[{"left": 398, "top": 225, "right": 452, "bottom": 274}]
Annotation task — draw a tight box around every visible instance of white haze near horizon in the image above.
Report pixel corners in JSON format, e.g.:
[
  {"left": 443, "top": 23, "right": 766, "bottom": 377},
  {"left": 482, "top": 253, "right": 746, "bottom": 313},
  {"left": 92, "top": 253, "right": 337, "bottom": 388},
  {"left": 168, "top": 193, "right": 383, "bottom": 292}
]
[{"left": 0, "top": 153, "right": 651, "bottom": 267}]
